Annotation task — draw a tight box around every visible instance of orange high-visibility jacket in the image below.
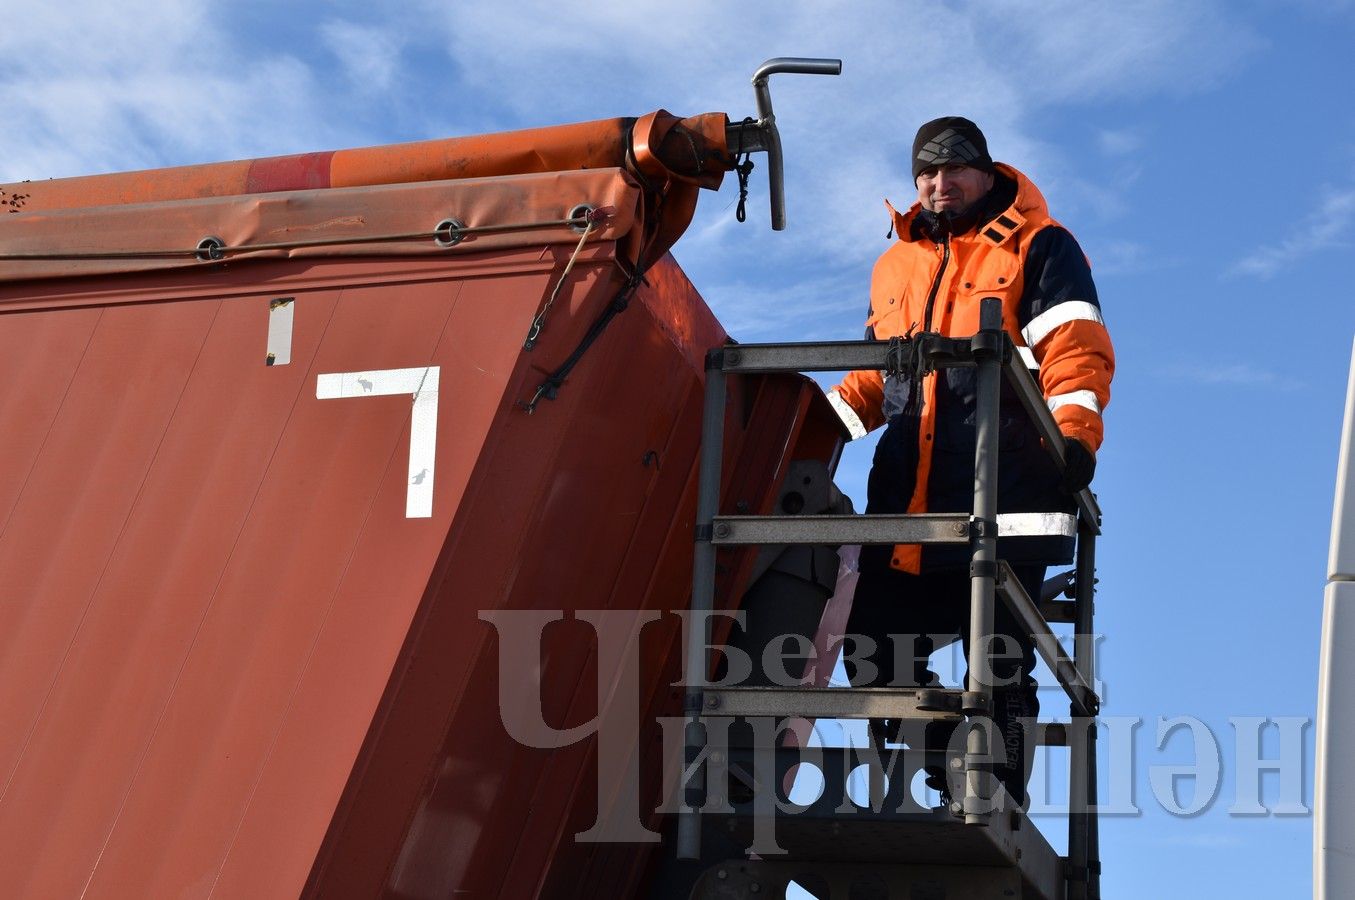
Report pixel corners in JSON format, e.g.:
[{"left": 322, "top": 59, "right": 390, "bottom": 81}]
[{"left": 830, "top": 163, "right": 1115, "bottom": 573}]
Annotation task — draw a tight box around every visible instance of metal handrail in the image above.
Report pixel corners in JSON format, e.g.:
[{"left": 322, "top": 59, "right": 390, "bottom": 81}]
[
  {"left": 679, "top": 300, "right": 1101, "bottom": 897},
  {"left": 997, "top": 561, "right": 1097, "bottom": 716},
  {"left": 713, "top": 334, "right": 1101, "bottom": 528}
]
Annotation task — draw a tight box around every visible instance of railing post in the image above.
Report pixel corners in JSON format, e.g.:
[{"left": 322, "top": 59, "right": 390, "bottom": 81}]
[
  {"left": 677, "top": 350, "right": 729, "bottom": 860},
  {"left": 1068, "top": 518, "right": 1100, "bottom": 897},
  {"left": 964, "top": 297, "right": 1003, "bottom": 825}
]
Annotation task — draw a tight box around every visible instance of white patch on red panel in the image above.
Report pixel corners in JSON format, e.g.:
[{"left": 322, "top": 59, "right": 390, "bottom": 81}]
[
  {"left": 316, "top": 366, "right": 440, "bottom": 518},
  {"left": 266, "top": 297, "right": 295, "bottom": 366}
]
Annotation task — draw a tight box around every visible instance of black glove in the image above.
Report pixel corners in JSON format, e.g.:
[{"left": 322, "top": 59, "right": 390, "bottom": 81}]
[{"left": 1061, "top": 438, "right": 1096, "bottom": 494}]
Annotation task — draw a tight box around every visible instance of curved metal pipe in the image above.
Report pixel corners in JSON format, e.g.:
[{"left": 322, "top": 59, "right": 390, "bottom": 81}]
[{"left": 747, "top": 57, "right": 842, "bottom": 230}]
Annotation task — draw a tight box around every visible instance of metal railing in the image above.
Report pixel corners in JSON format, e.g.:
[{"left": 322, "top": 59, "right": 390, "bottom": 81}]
[{"left": 677, "top": 297, "right": 1103, "bottom": 899}]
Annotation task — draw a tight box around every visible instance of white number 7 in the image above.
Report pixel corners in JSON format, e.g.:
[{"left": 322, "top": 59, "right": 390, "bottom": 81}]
[{"left": 316, "top": 367, "right": 440, "bottom": 518}]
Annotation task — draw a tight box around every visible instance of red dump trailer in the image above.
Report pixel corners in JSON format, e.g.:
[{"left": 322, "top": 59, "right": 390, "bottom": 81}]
[{"left": 0, "top": 109, "right": 842, "bottom": 897}]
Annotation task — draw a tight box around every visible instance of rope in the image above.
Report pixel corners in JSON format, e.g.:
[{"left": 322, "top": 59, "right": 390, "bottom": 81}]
[
  {"left": 729, "top": 117, "right": 757, "bottom": 224},
  {"left": 523, "top": 208, "right": 607, "bottom": 350},
  {"left": 883, "top": 327, "right": 941, "bottom": 418},
  {"left": 0, "top": 213, "right": 598, "bottom": 261}
]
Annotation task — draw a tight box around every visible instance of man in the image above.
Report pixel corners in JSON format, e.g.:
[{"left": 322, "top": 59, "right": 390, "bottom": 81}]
[{"left": 827, "top": 117, "right": 1114, "bottom": 807}]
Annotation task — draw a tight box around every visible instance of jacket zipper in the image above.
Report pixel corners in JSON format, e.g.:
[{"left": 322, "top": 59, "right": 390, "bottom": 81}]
[{"left": 922, "top": 233, "right": 950, "bottom": 333}]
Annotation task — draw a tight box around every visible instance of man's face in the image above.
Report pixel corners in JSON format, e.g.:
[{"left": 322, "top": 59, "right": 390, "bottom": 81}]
[{"left": 916, "top": 163, "right": 994, "bottom": 214}]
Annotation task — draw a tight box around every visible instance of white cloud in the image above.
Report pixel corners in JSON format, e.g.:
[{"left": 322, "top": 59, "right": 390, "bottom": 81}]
[
  {"left": 0, "top": 60, "right": 326, "bottom": 182},
  {"left": 321, "top": 20, "right": 403, "bottom": 95},
  {"left": 0, "top": 2, "right": 371, "bottom": 181},
  {"left": 1099, "top": 129, "right": 1145, "bottom": 157},
  {"left": 0, "top": 0, "right": 1262, "bottom": 189},
  {"left": 0, "top": 0, "right": 1265, "bottom": 332},
  {"left": 0, "top": 1, "right": 221, "bottom": 78},
  {"left": 410, "top": 0, "right": 1260, "bottom": 275},
  {"left": 1228, "top": 188, "right": 1355, "bottom": 279},
  {"left": 982, "top": 0, "right": 1260, "bottom": 103},
  {"left": 1085, "top": 239, "right": 1156, "bottom": 277}
]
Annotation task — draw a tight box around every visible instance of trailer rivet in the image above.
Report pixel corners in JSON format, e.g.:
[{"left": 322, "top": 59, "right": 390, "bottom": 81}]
[
  {"left": 950, "top": 757, "right": 962, "bottom": 770},
  {"left": 714, "top": 523, "right": 731, "bottom": 538},
  {"left": 726, "top": 350, "right": 742, "bottom": 366},
  {"left": 717, "top": 869, "right": 728, "bottom": 880},
  {"left": 706, "top": 695, "right": 721, "bottom": 709},
  {"left": 953, "top": 521, "right": 968, "bottom": 536}
]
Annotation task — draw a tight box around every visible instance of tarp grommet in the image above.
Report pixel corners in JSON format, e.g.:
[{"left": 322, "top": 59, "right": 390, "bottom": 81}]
[
  {"left": 434, "top": 219, "right": 465, "bottom": 248},
  {"left": 196, "top": 236, "right": 225, "bottom": 261},
  {"left": 568, "top": 204, "right": 595, "bottom": 234}
]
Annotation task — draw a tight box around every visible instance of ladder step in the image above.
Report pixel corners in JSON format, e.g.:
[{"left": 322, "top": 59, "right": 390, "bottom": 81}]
[
  {"left": 711, "top": 513, "right": 970, "bottom": 546},
  {"left": 703, "top": 686, "right": 963, "bottom": 720},
  {"left": 708, "top": 512, "right": 1079, "bottom": 546},
  {"left": 688, "top": 859, "right": 1023, "bottom": 900}
]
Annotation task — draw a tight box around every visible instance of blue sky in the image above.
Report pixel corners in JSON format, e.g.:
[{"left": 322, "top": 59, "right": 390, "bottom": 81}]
[{"left": 4, "top": 1, "right": 1353, "bottom": 896}]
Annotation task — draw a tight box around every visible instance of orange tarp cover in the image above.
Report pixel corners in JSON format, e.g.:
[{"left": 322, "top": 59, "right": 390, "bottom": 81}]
[{"left": 0, "top": 110, "right": 732, "bottom": 281}]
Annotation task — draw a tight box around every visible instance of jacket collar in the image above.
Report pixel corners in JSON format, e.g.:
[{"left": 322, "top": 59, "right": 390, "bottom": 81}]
[{"left": 886, "top": 162, "right": 1048, "bottom": 248}]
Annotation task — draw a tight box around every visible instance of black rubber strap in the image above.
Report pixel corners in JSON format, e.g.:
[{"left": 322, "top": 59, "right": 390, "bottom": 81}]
[
  {"left": 519, "top": 272, "right": 644, "bottom": 413},
  {"left": 969, "top": 560, "right": 1001, "bottom": 580}
]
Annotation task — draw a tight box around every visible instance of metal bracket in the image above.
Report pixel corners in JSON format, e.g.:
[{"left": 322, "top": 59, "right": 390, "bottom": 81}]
[
  {"left": 1066, "top": 862, "right": 1099, "bottom": 882},
  {"left": 1039, "top": 722, "right": 1069, "bottom": 747},
  {"left": 968, "top": 516, "right": 997, "bottom": 540},
  {"left": 969, "top": 326, "right": 1004, "bottom": 359},
  {"left": 961, "top": 691, "right": 992, "bottom": 716},
  {"left": 917, "top": 688, "right": 963, "bottom": 714},
  {"left": 969, "top": 559, "right": 1004, "bottom": 582}
]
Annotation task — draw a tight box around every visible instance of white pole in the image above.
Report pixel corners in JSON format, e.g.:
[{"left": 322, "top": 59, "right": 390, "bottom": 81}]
[{"left": 1315, "top": 336, "right": 1355, "bottom": 899}]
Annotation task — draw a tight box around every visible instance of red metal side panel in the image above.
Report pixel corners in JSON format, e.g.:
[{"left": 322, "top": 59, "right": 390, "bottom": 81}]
[
  {"left": 395, "top": 270, "right": 715, "bottom": 900},
  {"left": 296, "top": 257, "right": 718, "bottom": 898},
  {"left": 304, "top": 259, "right": 832, "bottom": 900},
  {"left": 0, "top": 301, "right": 222, "bottom": 820},
  {"left": 0, "top": 174, "right": 837, "bottom": 898},
  {"left": 0, "top": 308, "right": 102, "bottom": 530},
  {"left": 0, "top": 248, "right": 579, "bottom": 898}
]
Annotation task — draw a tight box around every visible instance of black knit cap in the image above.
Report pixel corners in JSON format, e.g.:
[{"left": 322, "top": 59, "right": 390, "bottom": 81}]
[{"left": 911, "top": 116, "right": 994, "bottom": 180}]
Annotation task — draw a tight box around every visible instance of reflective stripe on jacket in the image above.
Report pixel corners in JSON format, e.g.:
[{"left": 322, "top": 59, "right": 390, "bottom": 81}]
[{"left": 830, "top": 163, "right": 1115, "bottom": 573}]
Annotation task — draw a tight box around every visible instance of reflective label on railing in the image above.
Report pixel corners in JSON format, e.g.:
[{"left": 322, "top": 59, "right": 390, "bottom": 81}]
[{"left": 996, "top": 512, "right": 1077, "bottom": 537}]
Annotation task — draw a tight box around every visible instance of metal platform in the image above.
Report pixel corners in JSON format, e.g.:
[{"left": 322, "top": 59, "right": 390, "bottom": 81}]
[
  {"left": 702, "top": 745, "right": 1063, "bottom": 900},
  {"left": 689, "top": 859, "right": 1023, "bottom": 900}
]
